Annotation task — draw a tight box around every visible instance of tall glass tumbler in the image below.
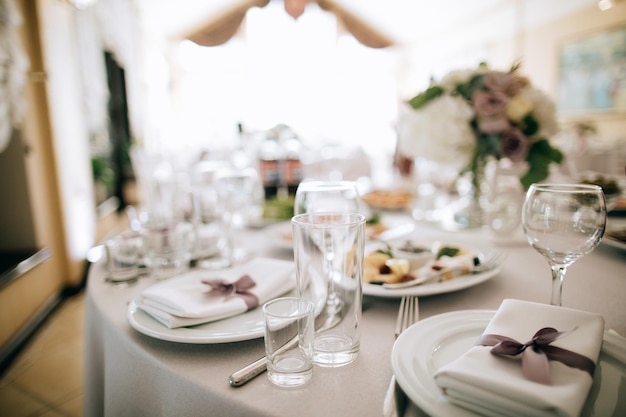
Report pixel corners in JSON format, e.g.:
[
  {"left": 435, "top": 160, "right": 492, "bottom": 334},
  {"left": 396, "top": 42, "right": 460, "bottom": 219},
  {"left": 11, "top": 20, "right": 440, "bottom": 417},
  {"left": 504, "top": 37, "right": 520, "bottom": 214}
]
[{"left": 291, "top": 212, "right": 365, "bottom": 367}]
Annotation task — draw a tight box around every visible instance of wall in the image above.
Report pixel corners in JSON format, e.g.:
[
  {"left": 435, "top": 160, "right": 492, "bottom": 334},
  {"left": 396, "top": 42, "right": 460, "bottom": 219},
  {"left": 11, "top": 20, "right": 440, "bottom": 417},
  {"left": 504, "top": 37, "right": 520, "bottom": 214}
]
[
  {"left": 0, "top": 0, "right": 68, "bottom": 357},
  {"left": 397, "top": 1, "right": 625, "bottom": 145},
  {"left": 0, "top": 131, "right": 36, "bottom": 250},
  {"left": 1, "top": 0, "right": 143, "bottom": 360},
  {"left": 37, "top": 0, "right": 98, "bottom": 284},
  {"left": 499, "top": 2, "right": 626, "bottom": 140}
]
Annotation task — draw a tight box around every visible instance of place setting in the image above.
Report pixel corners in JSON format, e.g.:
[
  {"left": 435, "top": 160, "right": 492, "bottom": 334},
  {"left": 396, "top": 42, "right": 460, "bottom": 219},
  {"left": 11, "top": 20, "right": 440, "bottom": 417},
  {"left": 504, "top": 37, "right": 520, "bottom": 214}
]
[
  {"left": 388, "top": 182, "right": 626, "bottom": 417},
  {"left": 103, "top": 164, "right": 300, "bottom": 344},
  {"left": 127, "top": 257, "right": 296, "bottom": 344},
  {"left": 112, "top": 178, "right": 370, "bottom": 391},
  {"left": 392, "top": 300, "right": 626, "bottom": 417}
]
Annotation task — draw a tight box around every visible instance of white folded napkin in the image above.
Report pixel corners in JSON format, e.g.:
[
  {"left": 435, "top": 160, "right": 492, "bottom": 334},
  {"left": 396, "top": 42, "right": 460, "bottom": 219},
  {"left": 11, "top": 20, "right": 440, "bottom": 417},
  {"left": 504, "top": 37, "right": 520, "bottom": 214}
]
[
  {"left": 434, "top": 299, "right": 604, "bottom": 417},
  {"left": 137, "top": 257, "right": 295, "bottom": 328}
]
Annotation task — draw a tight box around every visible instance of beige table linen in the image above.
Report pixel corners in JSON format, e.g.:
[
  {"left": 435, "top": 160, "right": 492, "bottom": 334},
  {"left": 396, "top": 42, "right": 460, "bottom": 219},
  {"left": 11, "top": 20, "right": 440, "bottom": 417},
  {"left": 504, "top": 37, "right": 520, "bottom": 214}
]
[{"left": 84, "top": 215, "right": 626, "bottom": 417}]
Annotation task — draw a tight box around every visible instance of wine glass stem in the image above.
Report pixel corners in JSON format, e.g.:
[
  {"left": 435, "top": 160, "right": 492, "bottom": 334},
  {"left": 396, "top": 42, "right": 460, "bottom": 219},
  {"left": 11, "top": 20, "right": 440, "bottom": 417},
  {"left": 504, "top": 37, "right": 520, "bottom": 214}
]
[
  {"left": 550, "top": 265, "right": 567, "bottom": 307},
  {"left": 223, "top": 210, "right": 235, "bottom": 266}
]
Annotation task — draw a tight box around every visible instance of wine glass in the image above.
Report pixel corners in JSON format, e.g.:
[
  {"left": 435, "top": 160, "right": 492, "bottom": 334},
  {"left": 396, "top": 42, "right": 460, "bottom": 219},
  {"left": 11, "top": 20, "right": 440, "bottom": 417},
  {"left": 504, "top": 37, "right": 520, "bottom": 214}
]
[
  {"left": 188, "top": 161, "right": 230, "bottom": 263},
  {"left": 521, "top": 183, "right": 606, "bottom": 306},
  {"left": 209, "top": 166, "right": 260, "bottom": 268},
  {"left": 294, "top": 180, "right": 363, "bottom": 215}
]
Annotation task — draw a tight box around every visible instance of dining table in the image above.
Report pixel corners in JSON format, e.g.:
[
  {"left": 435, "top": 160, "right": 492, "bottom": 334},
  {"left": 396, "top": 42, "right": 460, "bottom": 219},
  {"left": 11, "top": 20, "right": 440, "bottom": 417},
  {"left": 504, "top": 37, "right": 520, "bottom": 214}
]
[{"left": 83, "top": 209, "right": 626, "bottom": 417}]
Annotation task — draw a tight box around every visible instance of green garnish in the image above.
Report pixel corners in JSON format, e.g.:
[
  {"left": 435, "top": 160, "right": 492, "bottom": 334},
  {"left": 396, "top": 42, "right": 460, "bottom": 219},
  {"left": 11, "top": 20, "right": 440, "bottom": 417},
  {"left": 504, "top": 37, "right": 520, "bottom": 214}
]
[
  {"left": 366, "top": 212, "right": 382, "bottom": 225},
  {"left": 580, "top": 176, "right": 621, "bottom": 196},
  {"left": 377, "top": 245, "right": 394, "bottom": 258},
  {"left": 436, "top": 246, "right": 460, "bottom": 259}
]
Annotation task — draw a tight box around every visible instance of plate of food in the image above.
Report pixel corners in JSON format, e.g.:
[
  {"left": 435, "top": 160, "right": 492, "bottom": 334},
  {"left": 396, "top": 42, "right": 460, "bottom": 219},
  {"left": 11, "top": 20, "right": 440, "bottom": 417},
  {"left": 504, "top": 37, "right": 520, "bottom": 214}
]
[
  {"left": 362, "top": 240, "right": 502, "bottom": 298},
  {"left": 602, "top": 228, "right": 626, "bottom": 252},
  {"left": 578, "top": 171, "right": 623, "bottom": 212},
  {"left": 362, "top": 189, "right": 414, "bottom": 210}
]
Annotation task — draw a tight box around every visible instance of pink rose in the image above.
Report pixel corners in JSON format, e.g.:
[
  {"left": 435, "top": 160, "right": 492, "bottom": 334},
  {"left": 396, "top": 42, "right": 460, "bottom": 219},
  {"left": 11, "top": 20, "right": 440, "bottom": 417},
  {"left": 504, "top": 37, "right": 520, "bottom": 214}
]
[
  {"left": 478, "top": 116, "right": 510, "bottom": 134},
  {"left": 499, "top": 128, "right": 530, "bottom": 162},
  {"left": 472, "top": 90, "right": 507, "bottom": 117}
]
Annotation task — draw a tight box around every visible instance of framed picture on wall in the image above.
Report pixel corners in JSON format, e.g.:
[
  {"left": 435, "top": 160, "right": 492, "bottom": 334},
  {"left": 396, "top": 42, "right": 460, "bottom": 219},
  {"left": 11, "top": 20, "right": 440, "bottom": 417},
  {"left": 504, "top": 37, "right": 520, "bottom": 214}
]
[{"left": 557, "top": 25, "right": 626, "bottom": 114}]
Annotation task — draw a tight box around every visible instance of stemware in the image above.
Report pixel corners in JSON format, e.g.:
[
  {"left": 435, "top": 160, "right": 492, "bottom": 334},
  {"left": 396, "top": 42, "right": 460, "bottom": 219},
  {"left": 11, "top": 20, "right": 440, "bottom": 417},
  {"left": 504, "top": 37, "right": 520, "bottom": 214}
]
[
  {"left": 521, "top": 183, "right": 606, "bottom": 306},
  {"left": 188, "top": 160, "right": 231, "bottom": 264},
  {"left": 294, "top": 180, "right": 363, "bottom": 215},
  {"left": 211, "top": 166, "right": 260, "bottom": 267}
]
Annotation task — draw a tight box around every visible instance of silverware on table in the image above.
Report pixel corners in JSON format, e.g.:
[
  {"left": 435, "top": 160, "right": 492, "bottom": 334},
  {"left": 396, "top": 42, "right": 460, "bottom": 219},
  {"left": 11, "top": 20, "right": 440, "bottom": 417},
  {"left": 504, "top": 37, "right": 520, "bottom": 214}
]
[{"left": 383, "top": 295, "right": 419, "bottom": 417}]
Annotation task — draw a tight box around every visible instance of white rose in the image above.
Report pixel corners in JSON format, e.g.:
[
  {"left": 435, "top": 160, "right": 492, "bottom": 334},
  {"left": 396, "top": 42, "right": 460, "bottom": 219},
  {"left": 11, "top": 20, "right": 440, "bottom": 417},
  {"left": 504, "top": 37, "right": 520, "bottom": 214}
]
[
  {"left": 397, "top": 95, "right": 476, "bottom": 170},
  {"left": 439, "top": 69, "right": 483, "bottom": 92}
]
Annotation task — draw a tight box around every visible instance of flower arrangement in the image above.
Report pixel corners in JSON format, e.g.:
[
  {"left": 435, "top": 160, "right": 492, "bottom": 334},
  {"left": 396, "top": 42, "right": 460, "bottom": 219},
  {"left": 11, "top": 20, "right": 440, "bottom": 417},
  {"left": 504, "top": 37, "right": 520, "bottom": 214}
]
[{"left": 397, "top": 62, "right": 563, "bottom": 191}]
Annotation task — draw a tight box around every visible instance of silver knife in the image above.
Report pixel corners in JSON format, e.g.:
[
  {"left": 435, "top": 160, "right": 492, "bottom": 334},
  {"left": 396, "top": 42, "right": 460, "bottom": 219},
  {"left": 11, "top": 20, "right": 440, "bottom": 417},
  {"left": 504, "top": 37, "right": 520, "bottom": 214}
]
[{"left": 228, "top": 356, "right": 268, "bottom": 387}]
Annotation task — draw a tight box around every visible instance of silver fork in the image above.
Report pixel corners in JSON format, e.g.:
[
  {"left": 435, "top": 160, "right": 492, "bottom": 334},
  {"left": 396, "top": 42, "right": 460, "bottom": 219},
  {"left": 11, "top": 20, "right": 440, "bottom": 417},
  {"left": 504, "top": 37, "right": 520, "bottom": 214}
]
[
  {"left": 383, "top": 250, "right": 505, "bottom": 289},
  {"left": 383, "top": 296, "right": 419, "bottom": 417}
]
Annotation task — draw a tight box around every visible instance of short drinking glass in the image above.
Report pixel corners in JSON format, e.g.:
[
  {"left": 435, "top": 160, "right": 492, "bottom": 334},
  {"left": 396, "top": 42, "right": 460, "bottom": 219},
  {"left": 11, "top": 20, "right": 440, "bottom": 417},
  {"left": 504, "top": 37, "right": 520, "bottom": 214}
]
[{"left": 263, "top": 297, "right": 314, "bottom": 388}]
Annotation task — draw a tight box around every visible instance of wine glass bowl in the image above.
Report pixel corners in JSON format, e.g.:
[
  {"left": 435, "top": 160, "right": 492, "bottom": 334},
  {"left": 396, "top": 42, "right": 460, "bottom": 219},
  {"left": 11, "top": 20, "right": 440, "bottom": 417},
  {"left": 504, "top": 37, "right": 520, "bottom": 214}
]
[
  {"left": 210, "top": 167, "right": 260, "bottom": 267},
  {"left": 521, "top": 183, "right": 606, "bottom": 306},
  {"left": 294, "top": 180, "right": 362, "bottom": 216}
]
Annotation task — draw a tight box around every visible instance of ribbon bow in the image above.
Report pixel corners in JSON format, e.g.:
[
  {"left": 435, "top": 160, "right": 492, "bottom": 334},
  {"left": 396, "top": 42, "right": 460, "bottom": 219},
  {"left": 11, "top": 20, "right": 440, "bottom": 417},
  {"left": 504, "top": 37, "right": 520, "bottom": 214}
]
[
  {"left": 202, "top": 274, "right": 259, "bottom": 310},
  {"left": 476, "top": 327, "right": 596, "bottom": 385}
]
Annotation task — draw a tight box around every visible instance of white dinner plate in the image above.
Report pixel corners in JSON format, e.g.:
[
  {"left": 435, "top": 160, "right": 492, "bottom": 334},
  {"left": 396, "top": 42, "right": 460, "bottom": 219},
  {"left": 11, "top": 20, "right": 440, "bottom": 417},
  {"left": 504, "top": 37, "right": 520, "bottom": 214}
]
[
  {"left": 363, "top": 267, "right": 499, "bottom": 298},
  {"left": 391, "top": 310, "right": 626, "bottom": 417},
  {"left": 127, "top": 289, "right": 295, "bottom": 344},
  {"left": 362, "top": 240, "right": 500, "bottom": 298},
  {"left": 267, "top": 219, "right": 417, "bottom": 252}
]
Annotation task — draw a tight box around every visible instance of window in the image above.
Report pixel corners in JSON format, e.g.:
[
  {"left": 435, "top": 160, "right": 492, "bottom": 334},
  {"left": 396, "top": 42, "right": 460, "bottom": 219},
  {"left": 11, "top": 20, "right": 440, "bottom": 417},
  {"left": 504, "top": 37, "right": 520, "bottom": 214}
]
[{"left": 161, "top": 2, "right": 398, "bottom": 159}]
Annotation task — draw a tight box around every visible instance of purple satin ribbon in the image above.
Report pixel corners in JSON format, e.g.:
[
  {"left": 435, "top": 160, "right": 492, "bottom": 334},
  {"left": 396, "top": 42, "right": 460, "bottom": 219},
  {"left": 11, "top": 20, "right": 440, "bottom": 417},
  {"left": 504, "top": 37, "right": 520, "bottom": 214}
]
[
  {"left": 202, "top": 274, "right": 259, "bottom": 310},
  {"left": 476, "top": 327, "right": 596, "bottom": 385}
]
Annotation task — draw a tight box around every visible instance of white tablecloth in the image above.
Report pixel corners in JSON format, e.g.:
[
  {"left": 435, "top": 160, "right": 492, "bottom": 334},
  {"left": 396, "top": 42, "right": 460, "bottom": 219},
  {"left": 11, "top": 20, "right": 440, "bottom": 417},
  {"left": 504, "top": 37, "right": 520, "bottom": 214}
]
[{"left": 84, "top": 215, "right": 626, "bottom": 417}]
